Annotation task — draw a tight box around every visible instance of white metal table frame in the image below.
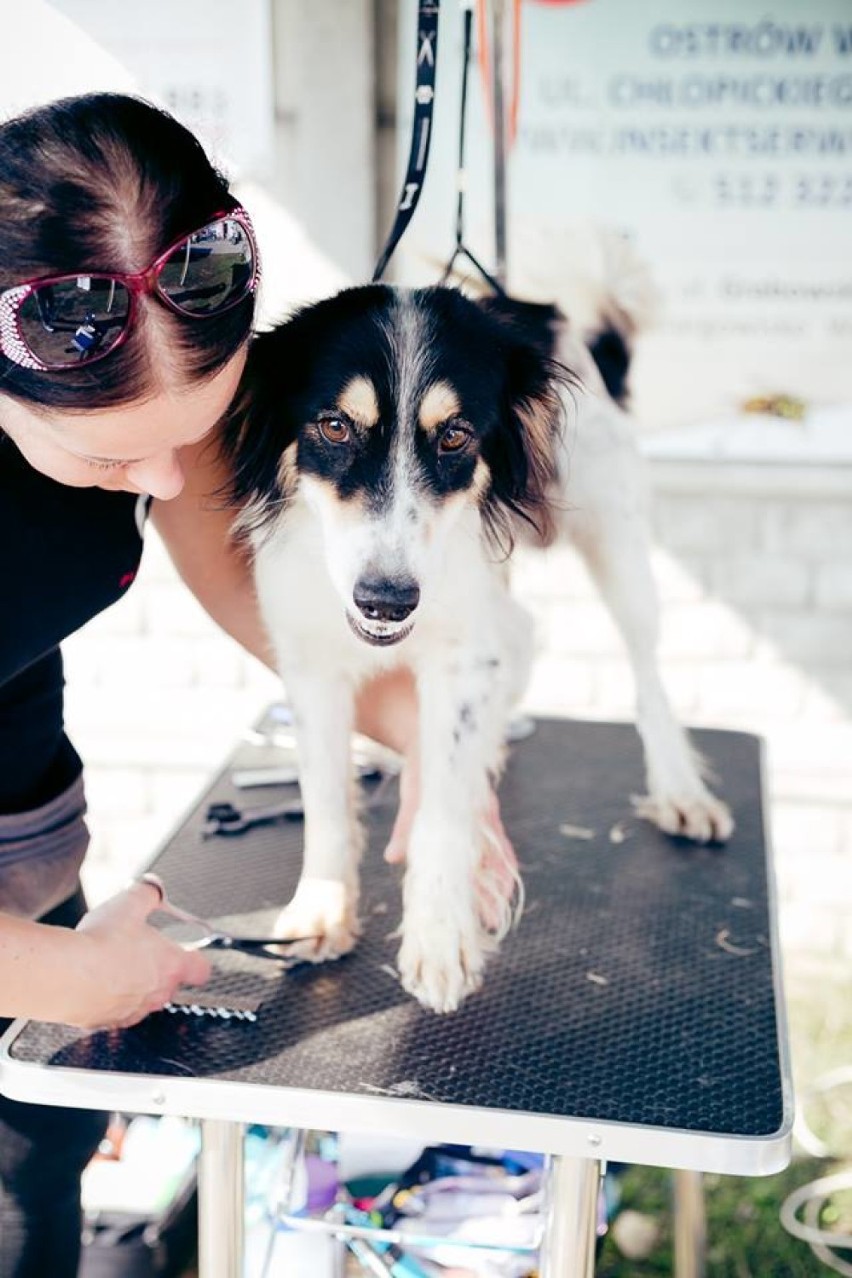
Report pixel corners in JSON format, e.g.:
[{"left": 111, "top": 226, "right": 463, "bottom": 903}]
[
  {"left": 0, "top": 1014, "right": 790, "bottom": 1277},
  {"left": 199, "top": 1127, "right": 703, "bottom": 1278}
]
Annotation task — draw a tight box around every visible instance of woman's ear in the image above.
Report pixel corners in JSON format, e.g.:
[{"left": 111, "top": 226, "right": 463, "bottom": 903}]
[{"left": 477, "top": 297, "right": 572, "bottom": 550}]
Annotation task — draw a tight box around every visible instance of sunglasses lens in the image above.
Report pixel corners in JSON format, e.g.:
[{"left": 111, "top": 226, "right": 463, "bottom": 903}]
[
  {"left": 157, "top": 215, "right": 255, "bottom": 316},
  {"left": 17, "top": 278, "right": 131, "bottom": 367}
]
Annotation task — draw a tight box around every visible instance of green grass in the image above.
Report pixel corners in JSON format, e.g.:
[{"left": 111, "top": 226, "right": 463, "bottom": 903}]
[{"left": 597, "top": 1159, "right": 834, "bottom": 1277}]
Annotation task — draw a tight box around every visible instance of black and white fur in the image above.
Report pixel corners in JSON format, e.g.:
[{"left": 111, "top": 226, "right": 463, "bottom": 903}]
[{"left": 223, "top": 282, "right": 732, "bottom": 1013}]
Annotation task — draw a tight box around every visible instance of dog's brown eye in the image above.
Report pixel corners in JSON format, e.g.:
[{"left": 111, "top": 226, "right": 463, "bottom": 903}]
[
  {"left": 319, "top": 416, "right": 350, "bottom": 445},
  {"left": 439, "top": 424, "right": 470, "bottom": 454}
]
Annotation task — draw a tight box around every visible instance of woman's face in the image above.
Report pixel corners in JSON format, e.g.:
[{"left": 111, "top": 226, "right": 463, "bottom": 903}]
[{"left": 0, "top": 350, "right": 246, "bottom": 501}]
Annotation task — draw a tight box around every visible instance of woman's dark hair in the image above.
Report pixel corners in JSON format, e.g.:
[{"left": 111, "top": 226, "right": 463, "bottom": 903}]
[{"left": 0, "top": 93, "right": 254, "bottom": 409}]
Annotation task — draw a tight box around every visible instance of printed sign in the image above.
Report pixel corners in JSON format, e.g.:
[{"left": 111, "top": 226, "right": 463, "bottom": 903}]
[{"left": 396, "top": 0, "right": 852, "bottom": 427}]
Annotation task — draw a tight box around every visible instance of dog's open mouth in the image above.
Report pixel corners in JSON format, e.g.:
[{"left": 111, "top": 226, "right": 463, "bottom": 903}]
[{"left": 346, "top": 611, "right": 414, "bottom": 648}]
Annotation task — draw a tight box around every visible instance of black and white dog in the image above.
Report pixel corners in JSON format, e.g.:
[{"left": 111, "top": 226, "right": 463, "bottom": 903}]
[{"left": 222, "top": 281, "right": 732, "bottom": 1013}]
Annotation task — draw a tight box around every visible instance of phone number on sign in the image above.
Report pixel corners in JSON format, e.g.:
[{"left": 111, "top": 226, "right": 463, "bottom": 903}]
[{"left": 706, "top": 172, "right": 852, "bottom": 207}]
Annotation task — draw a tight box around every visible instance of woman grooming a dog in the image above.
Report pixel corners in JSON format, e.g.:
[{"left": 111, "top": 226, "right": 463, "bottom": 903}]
[{"left": 0, "top": 91, "right": 506, "bottom": 1277}]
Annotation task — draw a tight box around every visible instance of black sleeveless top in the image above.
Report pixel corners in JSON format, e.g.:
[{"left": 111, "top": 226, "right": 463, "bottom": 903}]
[{"left": 0, "top": 433, "right": 147, "bottom": 813}]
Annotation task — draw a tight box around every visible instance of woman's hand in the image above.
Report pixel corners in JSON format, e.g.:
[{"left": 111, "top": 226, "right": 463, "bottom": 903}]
[{"left": 70, "top": 879, "right": 211, "bottom": 1030}]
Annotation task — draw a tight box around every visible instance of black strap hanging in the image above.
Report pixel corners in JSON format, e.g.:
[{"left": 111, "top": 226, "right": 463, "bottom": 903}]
[
  {"left": 372, "top": 1, "right": 441, "bottom": 282},
  {"left": 439, "top": 4, "right": 506, "bottom": 296}
]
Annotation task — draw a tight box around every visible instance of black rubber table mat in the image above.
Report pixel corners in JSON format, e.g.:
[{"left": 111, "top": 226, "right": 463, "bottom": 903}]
[{"left": 7, "top": 719, "right": 785, "bottom": 1139}]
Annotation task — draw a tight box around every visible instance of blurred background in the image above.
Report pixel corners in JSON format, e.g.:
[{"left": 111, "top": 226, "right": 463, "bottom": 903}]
[{"left": 1, "top": 1, "right": 851, "bottom": 1268}]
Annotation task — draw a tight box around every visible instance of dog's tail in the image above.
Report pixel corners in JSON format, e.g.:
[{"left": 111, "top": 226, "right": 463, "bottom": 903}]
[{"left": 505, "top": 220, "right": 661, "bottom": 407}]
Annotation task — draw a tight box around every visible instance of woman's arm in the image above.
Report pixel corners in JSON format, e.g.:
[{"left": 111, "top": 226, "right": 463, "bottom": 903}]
[
  {"left": 151, "top": 436, "right": 275, "bottom": 668},
  {"left": 0, "top": 882, "right": 210, "bottom": 1028}
]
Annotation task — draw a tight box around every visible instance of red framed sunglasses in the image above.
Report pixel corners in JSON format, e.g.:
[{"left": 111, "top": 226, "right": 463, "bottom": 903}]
[{"left": 0, "top": 206, "right": 259, "bottom": 372}]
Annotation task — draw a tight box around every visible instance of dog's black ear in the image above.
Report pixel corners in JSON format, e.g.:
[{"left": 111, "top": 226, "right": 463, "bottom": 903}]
[
  {"left": 476, "top": 296, "right": 572, "bottom": 550},
  {"left": 475, "top": 295, "right": 565, "bottom": 361},
  {"left": 217, "top": 326, "right": 303, "bottom": 532}
]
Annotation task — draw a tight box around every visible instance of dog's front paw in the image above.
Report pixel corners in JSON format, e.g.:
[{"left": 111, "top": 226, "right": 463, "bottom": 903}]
[
  {"left": 272, "top": 877, "right": 360, "bottom": 962},
  {"left": 397, "top": 907, "right": 488, "bottom": 1014},
  {"left": 633, "top": 789, "right": 735, "bottom": 844}
]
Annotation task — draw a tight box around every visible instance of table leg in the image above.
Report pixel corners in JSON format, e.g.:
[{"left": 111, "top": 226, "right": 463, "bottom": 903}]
[
  {"left": 539, "top": 1155, "right": 601, "bottom": 1278},
  {"left": 673, "top": 1169, "right": 706, "bottom": 1278},
  {"left": 198, "top": 1119, "right": 245, "bottom": 1278}
]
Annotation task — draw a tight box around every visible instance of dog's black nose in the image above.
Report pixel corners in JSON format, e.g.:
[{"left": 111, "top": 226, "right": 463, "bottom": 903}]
[{"left": 353, "top": 576, "right": 420, "bottom": 624}]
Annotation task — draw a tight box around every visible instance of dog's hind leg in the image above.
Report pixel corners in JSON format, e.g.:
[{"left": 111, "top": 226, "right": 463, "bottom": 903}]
[
  {"left": 565, "top": 491, "right": 734, "bottom": 844},
  {"left": 271, "top": 669, "right": 362, "bottom": 960}
]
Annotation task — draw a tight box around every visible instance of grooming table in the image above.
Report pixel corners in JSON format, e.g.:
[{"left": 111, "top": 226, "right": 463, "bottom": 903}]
[{"left": 0, "top": 716, "right": 791, "bottom": 1277}]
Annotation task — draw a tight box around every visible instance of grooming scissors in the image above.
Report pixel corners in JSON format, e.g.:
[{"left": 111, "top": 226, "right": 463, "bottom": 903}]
[
  {"left": 140, "top": 872, "right": 315, "bottom": 962},
  {"left": 202, "top": 797, "right": 305, "bottom": 838}
]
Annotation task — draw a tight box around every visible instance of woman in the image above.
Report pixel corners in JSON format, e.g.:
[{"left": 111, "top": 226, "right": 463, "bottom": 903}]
[
  {"left": 0, "top": 88, "right": 263, "bottom": 1278},
  {"left": 0, "top": 90, "right": 424, "bottom": 1278}
]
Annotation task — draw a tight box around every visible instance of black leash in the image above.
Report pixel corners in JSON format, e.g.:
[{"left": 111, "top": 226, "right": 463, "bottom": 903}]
[
  {"left": 372, "top": 0, "right": 441, "bottom": 282},
  {"left": 372, "top": 0, "right": 506, "bottom": 296},
  {"left": 439, "top": 4, "right": 506, "bottom": 295}
]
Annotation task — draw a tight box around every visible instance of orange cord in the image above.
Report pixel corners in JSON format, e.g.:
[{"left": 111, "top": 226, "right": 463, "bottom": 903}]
[{"left": 476, "top": 0, "right": 522, "bottom": 148}]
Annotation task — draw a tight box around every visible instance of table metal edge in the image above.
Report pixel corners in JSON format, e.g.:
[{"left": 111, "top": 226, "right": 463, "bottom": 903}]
[{"left": 0, "top": 1018, "right": 791, "bottom": 1177}]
